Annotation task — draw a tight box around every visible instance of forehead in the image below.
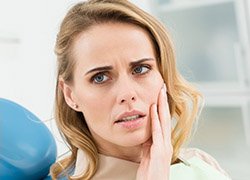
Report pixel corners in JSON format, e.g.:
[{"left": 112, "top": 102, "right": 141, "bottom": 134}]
[{"left": 72, "top": 22, "right": 156, "bottom": 70}]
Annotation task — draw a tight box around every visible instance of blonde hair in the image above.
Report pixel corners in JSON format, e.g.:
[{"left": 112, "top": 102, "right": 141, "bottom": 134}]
[{"left": 51, "top": 0, "right": 202, "bottom": 179}]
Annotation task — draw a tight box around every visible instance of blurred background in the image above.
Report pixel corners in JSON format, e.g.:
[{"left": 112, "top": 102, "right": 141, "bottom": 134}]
[{"left": 0, "top": 0, "right": 250, "bottom": 179}]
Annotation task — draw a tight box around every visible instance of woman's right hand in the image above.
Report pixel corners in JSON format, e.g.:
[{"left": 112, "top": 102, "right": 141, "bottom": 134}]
[{"left": 136, "top": 84, "right": 173, "bottom": 180}]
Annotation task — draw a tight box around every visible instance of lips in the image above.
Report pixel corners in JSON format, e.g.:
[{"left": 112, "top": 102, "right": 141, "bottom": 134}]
[{"left": 115, "top": 110, "right": 146, "bottom": 123}]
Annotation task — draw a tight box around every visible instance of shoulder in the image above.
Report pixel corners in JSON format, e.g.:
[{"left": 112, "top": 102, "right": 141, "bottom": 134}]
[{"left": 179, "top": 148, "right": 230, "bottom": 178}]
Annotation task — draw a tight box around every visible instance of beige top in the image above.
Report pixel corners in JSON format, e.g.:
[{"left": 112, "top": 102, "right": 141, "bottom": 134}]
[{"left": 72, "top": 148, "right": 230, "bottom": 179}]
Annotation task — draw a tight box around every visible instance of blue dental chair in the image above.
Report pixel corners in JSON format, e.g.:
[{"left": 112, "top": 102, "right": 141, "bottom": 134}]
[{"left": 0, "top": 98, "right": 57, "bottom": 180}]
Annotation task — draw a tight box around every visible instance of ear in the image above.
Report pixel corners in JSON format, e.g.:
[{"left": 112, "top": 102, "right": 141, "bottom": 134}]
[{"left": 59, "top": 78, "right": 80, "bottom": 112}]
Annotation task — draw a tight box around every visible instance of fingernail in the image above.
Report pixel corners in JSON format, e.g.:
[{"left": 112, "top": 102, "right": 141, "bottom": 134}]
[
  {"left": 161, "top": 83, "right": 167, "bottom": 95},
  {"left": 153, "top": 104, "right": 157, "bottom": 112},
  {"left": 163, "top": 83, "right": 167, "bottom": 92}
]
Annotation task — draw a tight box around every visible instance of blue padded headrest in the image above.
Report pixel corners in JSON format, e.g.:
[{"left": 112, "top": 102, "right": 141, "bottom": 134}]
[{"left": 0, "top": 98, "right": 57, "bottom": 180}]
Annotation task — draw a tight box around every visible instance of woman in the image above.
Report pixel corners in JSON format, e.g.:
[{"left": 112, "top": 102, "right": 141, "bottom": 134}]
[{"left": 51, "top": 0, "right": 230, "bottom": 179}]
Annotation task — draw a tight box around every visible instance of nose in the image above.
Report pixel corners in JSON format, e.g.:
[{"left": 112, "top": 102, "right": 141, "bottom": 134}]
[
  {"left": 120, "top": 95, "right": 136, "bottom": 104},
  {"left": 116, "top": 80, "right": 137, "bottom": 105}
]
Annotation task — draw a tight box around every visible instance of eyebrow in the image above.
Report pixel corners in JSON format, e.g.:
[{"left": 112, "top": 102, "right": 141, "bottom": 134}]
[
  {"left": 129, "top": 58, "right": 155, "bottom": 67},
  {"left": 84, "top": 58, "right": 155, "bottom": 76}
]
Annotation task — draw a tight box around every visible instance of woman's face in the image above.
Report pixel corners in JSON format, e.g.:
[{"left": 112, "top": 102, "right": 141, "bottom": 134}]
[{"left": 64, "top": 22, "right": 164, "bottom": 149}]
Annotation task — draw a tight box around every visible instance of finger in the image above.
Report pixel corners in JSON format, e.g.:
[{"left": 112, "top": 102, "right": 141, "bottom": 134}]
[
  {"left": 158, "top": 84, "right": 172, "bottom": 142},
  {"left": 151, "top": 104, "right": 164, "bottom": 145}
]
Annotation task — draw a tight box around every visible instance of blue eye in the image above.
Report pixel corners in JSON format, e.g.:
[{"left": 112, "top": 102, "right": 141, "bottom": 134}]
[
  {"left": 133, "top": 65, "right": 150, "bottom": 75},
  {"left": 92, "top": 73, "right": 109, "bottom": 84}
]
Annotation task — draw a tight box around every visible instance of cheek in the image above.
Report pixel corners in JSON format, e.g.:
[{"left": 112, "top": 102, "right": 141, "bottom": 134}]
[
  {"left": 76, "top": 87, "right": 109, "bottom": 109},
  {"left": 76, "top": 90, "right": 112, "bottom": 123},
  {"left": 143, "top": 72, "right": 164, "bottom": 103}
]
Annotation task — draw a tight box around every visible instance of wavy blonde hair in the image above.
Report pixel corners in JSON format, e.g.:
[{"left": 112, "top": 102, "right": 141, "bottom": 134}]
[{"left": 50, "top": 0, "right": 202, "bottom": 179}]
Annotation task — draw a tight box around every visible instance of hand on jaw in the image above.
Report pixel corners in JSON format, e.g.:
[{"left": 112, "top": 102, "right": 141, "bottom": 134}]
[{"left": 136, "top": 84, "right": 173, "bottom": 180}]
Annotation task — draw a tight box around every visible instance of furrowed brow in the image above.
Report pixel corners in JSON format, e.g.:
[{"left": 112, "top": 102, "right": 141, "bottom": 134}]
[
  {"left": 129, "top": 58, "right": 155, "bottom": 67},
  {"left": 85, "top": 66, "right": 113, "bottom": 76}
]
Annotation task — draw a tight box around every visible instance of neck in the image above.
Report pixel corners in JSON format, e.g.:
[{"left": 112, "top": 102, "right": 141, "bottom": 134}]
[{"left": 90, "top": 129, "right": 149, "bottom": 163}]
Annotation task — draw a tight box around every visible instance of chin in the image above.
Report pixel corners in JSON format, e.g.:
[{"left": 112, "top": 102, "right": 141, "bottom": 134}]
[{"left": 121, "top": 128, "right": 151, "bottom": 147}]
